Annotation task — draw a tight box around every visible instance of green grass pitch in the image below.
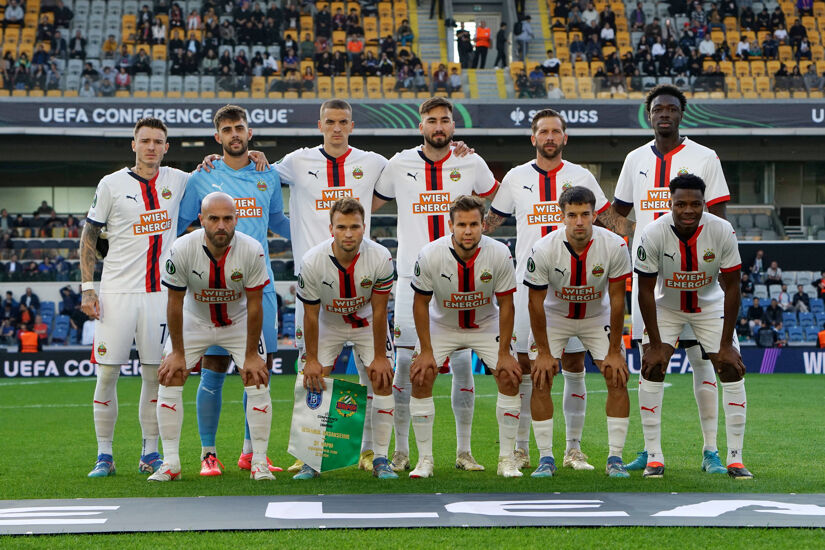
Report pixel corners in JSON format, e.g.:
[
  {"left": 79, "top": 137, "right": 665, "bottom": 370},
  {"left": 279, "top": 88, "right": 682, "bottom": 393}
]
[{"left": 1, "top": 373, "right": 823, "bottom": 547}]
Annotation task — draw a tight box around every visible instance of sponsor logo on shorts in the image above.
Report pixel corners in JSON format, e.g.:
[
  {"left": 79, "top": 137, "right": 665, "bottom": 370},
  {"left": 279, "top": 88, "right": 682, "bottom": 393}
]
[
  {"left": 352, "top": 166, "right": 364, "bottom": 179},
  {"left": 257, "top": 181, "right": 268, "bottom": 192},
  {"left": 449, "top": 169, "right": 461, "bottom": 182},
  {"left": 591, "top": 264, "right": 604, "bottom": 277},
  {"left": 665, "top": 271, "right": 712, "bottom": 290},
  {"left": 512, "top": 332, "right": 517, "bottom": 343},
  {"left": 336, "top": 391, "right": 358, "bottom": 417},
  {"left": 639, "top": 189, "right": 670, "bottom": 212},
  {"left": 360, "top": 276, "right": 373, "bottom": 288},
  {"left": 480, "top": 270, "right": 492, "bottom": 283},
  {"left": 161, "top": 187, "right": 172, "bottom": 200},
  {"left": 315, "top": 188, "right": 357, "bottom": 210},
  {"left": 133, "top": 209, "right": 172, "bottom": 235},
  {"left": 703, "top": 249, "right": 716, "bottom": 262},
  {"left": 231, "top": 269, "right": 243, "bottom": 282},
  {"left": 297, "top": 274, "right": 304, "bottom": 288},
  {"left": 413, "top": 192, "right": 450, "bottom": 214},
  {"left": 165, "top": 259, "right": 176, "bottom": 274},
  {"left": 97, "top": 343, "right": 107, "bottom": 357},
  {"left": 235, "top": 197, "right": 263, "bottom": 218},
  {"left": 296, "top": 327, "right": 303, "bottom": 340},
  {"left": 414, "top": 261, "right": 421, "bottom": 277},
  {"left": 393, "top": 325, "right": 401, "bottom": 338},
  {"left": 530, "top": 342, "right": 537, "bottom": 353},
  {"left": 526, "top": 202, "right": 562, "bottom": 226},
  {"left": 306, "top": 389, "right": 323, "bottom": 410}
]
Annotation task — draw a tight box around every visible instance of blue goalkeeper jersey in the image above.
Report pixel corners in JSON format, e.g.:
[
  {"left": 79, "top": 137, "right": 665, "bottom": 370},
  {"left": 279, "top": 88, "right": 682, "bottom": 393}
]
[{"left": 178, "top": 160, "right": 290, "bottom": 294}]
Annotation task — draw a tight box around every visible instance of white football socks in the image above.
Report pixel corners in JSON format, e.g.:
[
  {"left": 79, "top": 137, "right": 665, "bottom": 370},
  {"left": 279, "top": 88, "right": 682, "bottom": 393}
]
[
  {"left": 392, "top": 347, "right": 414, "bottom": 454},
  {"left": 139, "top": 364, "right": 160, "bottom": 456},
  {"left": 721, "top": 378, "right": 747, "bottom": 466},
  {"left": 496, "top": 393, "right": 521, "bottom": 457},
  {"left": 156, "top": 385, "right": 184, "bottom": 469},
  {"left": 409, "top": 396, "right": 435, "bottom": 458},
  {"left": 687, "top": 346, "right": 719, "bottom": 453},
  {"left": 532, "top": 418, "right": 554, "bottom": 459},
  {"left": 244, "top": 385, "right": 272, "bottom": 463},
  {"left": 639, "top": 377, "right": 664, "bottom": 464},
  {"left": 93, "top": 365, "right": 119, "bottom": 456},
  {"left": 449, "top": 349, "right": 475, "bottom": 455},
  {"left": 516, "top": 373, "right": 532, "bottom": 452},
  {"left": 607, "top": 416, "right": 629, "bottom": 458},
  {"left": 355, "top": 354, "right": 374, "bottom": 454},
  {"left": 562, "top": 370, "right": 587, "bottom": 452},
  {"left": 371, "top": 394, "right": 395, "bottom": 460}
]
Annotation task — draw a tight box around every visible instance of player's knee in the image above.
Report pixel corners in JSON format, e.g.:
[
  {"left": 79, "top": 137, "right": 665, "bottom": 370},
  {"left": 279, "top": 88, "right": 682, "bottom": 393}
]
[
  {"left": 561, "top": 352, "right": 585, "bottom": 373},
  {"left": 530, "top": 383, "right": 552, "bottom": 399},
  {"left": 517, "top": 352, "right": 532, "bottom": 374},
  {"left": 715, "top": 364, "right": 743, "bottom": 383},
  {"left": 603, "top": 370, "right": 628, "bottom": 389},
  {"left": 494, "top": 372, "right": 519, "bottom": 396},
  {"left": 369, "top": 370, "right": 392, "bottom": 394},
  {"left": 202, "top": 355, "right": 231, "bottom": 373},
  {"left": 642, "top": 370, "right": 665, "bottom": 383},
  {"left": 165, "top": 369, "right": 186, "bottom": 387}
]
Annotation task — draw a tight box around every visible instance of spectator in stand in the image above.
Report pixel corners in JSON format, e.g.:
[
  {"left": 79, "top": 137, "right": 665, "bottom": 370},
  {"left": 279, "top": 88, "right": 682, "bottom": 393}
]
[
  {"left": 736, "top": 316, "right": 752, "bottom": 342},
  {"left": 314, "top": 34, "right": 330, "bottom": 57},
  {"left": 541, "top": 49, "right": 561, "bottom": 75},
  {"left": 315, "top": 51, "right": 333, "bottom": 76},
  {"left": 381, "top": 33, "right": 397, "bottom": 60},
  {"left": 50, "top": 30, "right": 69, "bottom": 60},
  {"left": 332, "top": 51, "right": 347, "bottom": 74},
  {"left": 36, "top": 14, "right": 55, "bottom": 43},
  {"left": 630, "top": 1, "right": 645, "bottom": 31},
  {"left": 819, "top": 322, "right": 825, "bottom": 348},
  {"left": 764, "top": 298, "right": 784, "bottom": 327},
  {"left": 315, "top": 4, "right": 331, "bottom": 38},
  {"left": 804, "top": 63, "right": 823, "bottom": 91},
  {"left": 16, "top": 302, "right": 32, "bottom": 327},
  {"left": 515, "top": 68, "right": 530, "bottom": 97},
  {"left": 17, "top": 323, "right": 41, "bottom": 353},
  {"left": 7, "top": 255, "right": 22, "bottom": 276},
  {"left": 397, "top": 19, "right": 414, "bottom": 48},
  {"left": 737, "top": 35, "right": 752, "bottom": 60},
  {"left": 3, "top": 291, "right": 18, "bottom": 311},
  {"left": 33, "top": 314, "right": 49, "bottom": 341},
  {"left": 187, "top": 9, "right": 202, "bottom": 30},
  {"left": 569, "top": 34, "right": 586, "bottom": 65},
  {"left": 814, "top": 270, "right": 825, "bottom": 300},
  {"left": 515, "top": 15, "right": 533, "bottom": 62},
  {"left": 584, "top": 34, "right": 602, "bottom": 61},
  {"left": 582, "top": 2, "right": 598, "bottom": 27},
  {"left": 262, "top": 50, "right": 279, "bottom": 75},
  {"left": 101, "top": 35, "right": 119, "bottom": 59},
  {"left": 796, "top": 38, "right": 812, "bottom": 61},
  {"left": 60, "top": 285, "right": 79, "bottom": 315},
  {"left": 747, "top": 297, "right": 765, "bottom": 331},
  {"left": 301, "top": 66, "right": 314, "bottom": 91},
  {"left": 115, "top": 66, "right": 131, "bottom": 90},
  {"left": 332, "top": 7, "right": 346, "bottom": 30},
  {"left": 770, "top": 6, "right": 786, "bottom": 31},
  {"left": 0, "top": 318, "right": 15, "bottom": 345},
  {"left": 69, "top": 30, "right": 88, "bottom": 60},
  {"left": 798, "top": 0, "right": 814, "bottom": 16},
  {"left": 394, "top": 63, "right": 412, "bottom": 90},
  {"left": 377, "top": 52, "right": 393, "bottom": 76},
  {"left": 765, "top": 260, "right": 783, "bottom": 288},
  {"left": 757, "top": 321, "right": 786, "bottom": 347},
  {"left": 132, "top": 48, "right": 152, "bottom": 74},
  {"left": 152, "top": 18, "right": 167, "bottom": 45},
  {"left": 346, "top": 8, "right": 362, "bottom": 34},
  {"left": 762, "top": 33, "right": 779, "bottom": 59},
  {"left": 473, "top": 20, "right": 491, "bottom": 68},
  {"left": 756, "top": 7, "right": 771, "bottom": 31},
  {"left": 31, "top": 64, "right": 48, "bottom": 91},
  {"left": 3, "top": 0, "right": 24, "bottom": 28},
  {"left": 363, "top": 50, "right": 378, "bottom": 76},
  {"left": 789, "top": 19, "right": 807, "bottom": 49},
  {"left": 600, "top": 22, "right": 616, "bottom": 47},
  {"left": 68, "top": 302, "right": 88, "bottom": 337},
  {"left": 527, "top": 64, "right": 545, "bottom": 97},
  {"left": 793, "top": 284, "right": 811, "bottom": 312},
  {"left": 777, "top": 283, "right": 792, "bottom": 310},
  {"left": 493, "top": 22, "right": 508, "bottom": 69},
  {"left": 447, "top": 66, "right": 462, "bottom": 95},
  {"left": 456, "top": 27, "right": 473, "bottom": 68},
  {"left": 546, "top": 79, "right": 564, "bottom": 99},
  {"left": 283, "top": 47, "right": 299, "bottom": 73},
  {"left": 53, "top": 0, "right": 74, "bottom": 28},
  {"left": 432, "top": 63, "right": 448, "bottom": 92},
  {"left": 750, "top": 249, "right": 766, "bottom": 283},
  {"left": 299, "top": 32, "right": 315, "bottom": 59},
  {"left": 20, "top": 287, "right": 40, "bottom": 312},
  {"left": 568, "top": 5, "right": 585, "bottom": 32}
]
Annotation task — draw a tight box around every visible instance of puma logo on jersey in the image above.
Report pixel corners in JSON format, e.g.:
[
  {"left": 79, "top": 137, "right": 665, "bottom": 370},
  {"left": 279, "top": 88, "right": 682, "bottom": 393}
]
[
  {"left": 440, "top": 273, "right": 454, "bottom": 282},
  {"left": 307, "top": 170, "right": 319, "bottom": 178},
  {"left": 522, "top": 184, "right": 534, "bottom": 192},
  {"left": 210, "top": 183, "right": 223, "bottom": 190},
  {"left": 639, "top": 170, "right": 648, "bottom": 178},
  {"left": 554, "top": 267, "right": 567, "bottom": 276},
  {"left": 321, "top": 280, "right": 334, "bottom": 288},
  {"left": 125, "top": 194, "right": 139, "bottom": 202},
  {"left": 407, "top": 172, "right": 418, "bottom": 181},
  {"left": 664, "top": 252, "right": 677, "bottom": 262},
  {"left": 192, "top": 270, "right": 204, "bottom": 279}
]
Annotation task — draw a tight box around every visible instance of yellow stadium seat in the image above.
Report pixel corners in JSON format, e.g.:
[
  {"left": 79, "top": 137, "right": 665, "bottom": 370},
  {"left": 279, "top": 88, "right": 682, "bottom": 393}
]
[
  {"left": 152, "top": 45, "right": 166, "bottom": 60},
  {"left": 778, "top": 45, "right": 793, "bottom": 61},
  {"left": 755, "top": 75, "right": 771, "bottom": 93},
  {"left": 317, "top": 76, "right": 332, "bottom": 98},
  {"left": 734, "top": 61, "right": 750, "bottom": 77},
  {"left": 284, "top": 91, "right": 300, "bottom": 98},
  {"left": 792, "top": 90, "right": 809, "bottom": 98},
  {"left": 553, "top": 32, "right": 569, "bottom": 48},
  {"left": 574, "top": 62, "right": 589, "bottom": 77},
  {"left": 46, "top": 89, "right": 62, "bottom": 97},
  {"left": 184, "top": 90, "right": 199, "bottom": 98},
  {"left": 766, "top": 60, "right": 781, "bottom": 74},
  {"left": 333, "top": 77, "right": 348, "bottom": 96},
  {"left": 727, "top": 90, "right": 742, "bottom": 99},
  {"left": 692, "top": 91, "right": 709, "bottom": 99},
  {"left": 350, "top": 77, "right": 365, "bottom": 98},
  {"left": 134, "top": 90, "right": 149, "bottom": 98},
  {"left": 150, "top": 90, "right": 164, "bottom": 98},
  {"left": 217, "top": 91, "right": 233, "bottom": 98},
  {"left": 560, "top": 76, "right": 577, "bottom": 97},
  {"left": 719, "top": 60, "right": 733, "bottom": 75},
  {"left": 774, "top": 90, "right": 790, "bottom": 98},
  {"left": 267, "top": 91, "right": 283, "bottom": 98},
  {"left": 333, "top": 30, "right": 347, "bottom": 46},
  {"left": 739, "top": 77, "right": 755, "bottom": 93},
  {"left": 750, "top": 60, "right": 766, "bottom": 76},
  {"left": 366, "top": 76, "right": 381, "bottom": 98}
]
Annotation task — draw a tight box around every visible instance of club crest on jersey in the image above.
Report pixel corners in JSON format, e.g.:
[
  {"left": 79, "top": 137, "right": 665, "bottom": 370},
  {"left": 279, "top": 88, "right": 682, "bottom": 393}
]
[
  {"left": 480, "top": 269, "right": 493, "bottom": 283},
  {"left": 637, "top": 247, "right": 647, "bottom": 261},
  {"left": 591, "top": 264, "right": 605, "bottom": 277},
  {"left": 97, "top": 343, "right": 107, "bottom": 357},
  {"left": 677, "top": 167, "right": 690, "bottom": 176},
  {"left": 352, "top": 166, "right": 364, "bottom": 179},
  {"left": 230, "top": 269, "right": 243, "bottom": 282},
  {"left": 165, "top": 259, "right": 176, "bottom": 274},
  {"left": 336, "top": 391, "right": 358, "bottom": 417},
  {"left": 449, "top": 169, "right": 461, "bottom": 182},
  {"left": 161, "top": 187, "right": 172, "bottom": 200},
  {"left": 703, "top": 249, "right": 716, "bottom": 262},
  {"left": 360, "top": 276, "right": 373, "bottom": 288},
  {"left": 562, "top": 181, "right": 574, "bottom": 190},
  {"left": 527, "top": 257, "right": 536, "bottom": 272},
  {"left": 306, "top": 389, "right": 323, "bottom": 410},
  {"left": 394, "top": 325, "right": 401, "bottom": 338},
  {"left": 256, "top": 181, "right": 268, "bottom": 192}
]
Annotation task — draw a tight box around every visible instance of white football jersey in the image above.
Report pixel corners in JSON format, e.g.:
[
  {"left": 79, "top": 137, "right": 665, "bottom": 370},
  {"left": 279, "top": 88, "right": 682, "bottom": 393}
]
[
  {"left": 276, "top": 146, "right": 388, "bottom": 274},
  {"left": 490, "top": 160, "right": 609, "bottom": 278},
  {"left": 614, "top": 137, "right": 730, "bottom": 254},
  {"left": 297, "top": 237, "right": 395, "bottom": 329},
  {"left": 161, "top": 229, "right": 270, "bottom": 327},
  {"left": 411, "top": 235, "right": 516, "bottom": 329},
  {"left": 374, "top": 147, "right": 498, "bottom": 277},
  {"left": 524, "top": 226, "right": 631, "bottom": 319},
  {"left": 634, "top": 212, "right": 741, "bottom": 314},
  {"left": 87, "top": 167, "right": 189, "bottom": 293}
]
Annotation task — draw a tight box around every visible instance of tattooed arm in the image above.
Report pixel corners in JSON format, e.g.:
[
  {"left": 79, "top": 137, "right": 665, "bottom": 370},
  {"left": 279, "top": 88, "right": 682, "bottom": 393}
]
[
  {"left": 483, "top": 209, "right": 507, "bottom": 234},
  {"left": 80, "top": 222, "right": 103, "bottom": 319},
  {"left": 596, "top": 203, "right": 635, "bottom": 238}
]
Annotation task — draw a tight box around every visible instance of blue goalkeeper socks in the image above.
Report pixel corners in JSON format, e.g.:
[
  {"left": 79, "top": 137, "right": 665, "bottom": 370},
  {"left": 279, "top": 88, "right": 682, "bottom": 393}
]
[{"left": 196, "top": 369, "right": 226, "bottom": 447}]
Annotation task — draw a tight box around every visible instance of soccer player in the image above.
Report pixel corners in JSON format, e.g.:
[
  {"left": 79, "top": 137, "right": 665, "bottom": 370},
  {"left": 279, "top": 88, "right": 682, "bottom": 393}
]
[
  {"left": 633, "top": 174, "right": 752, "bottom": 479},
  {"left": 523, "top": 186, "right": 633, "bottom": 478},
  {"left": 82, "top": 117, "right": 189, "bottom": 478},
  {"left": 151, "top": 192, "right": 273, "bottom": 481},
  {"left": 178, "top": 105, "right": 289, "bottom": 477},
  {"left": 484, "top": 108, "right": 610, "bottom": 471},
  {"left": 373, "top": 97, "right": 499, "bottom": 472},
  {"left": 294, "top": 198, "right": 397, "bottom": 480},
  {"left": 409, "top": 195, "right": 522, "bottom": 478},
  {"left": 608, "top": 84, "right": 732, "bottom": 474}
]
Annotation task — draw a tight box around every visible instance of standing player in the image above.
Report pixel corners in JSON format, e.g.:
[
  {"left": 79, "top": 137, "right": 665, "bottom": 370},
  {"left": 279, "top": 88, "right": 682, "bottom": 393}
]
[
  {"left": 81, "top": 117, "right": 189, "bottom": 477},
  {"left": 178, "top": 105, "right": 289, "bottom": 477},
  {"left": 634, "top": 175, "right": 751, "bottom": 479},
  {"left": 295, "top": 198, "right": 397, "bottom": 480},
  {"left": 523, "top": 187, "right": 633, "bottom": 478},
  {"left": 608, "top": 85, "right": 732, "bottom": 474},
  {"left": 151, "top": 192, "right": 273, "bottom": 481},
  {"left": 409, "top": 195, "right": 522, "bottom": 477},
  {"left": 484, "top": 109, "right": 610, "bottom": 471},
  {"left": 373, "top": 97, "right": 499, "bottom": 472}
]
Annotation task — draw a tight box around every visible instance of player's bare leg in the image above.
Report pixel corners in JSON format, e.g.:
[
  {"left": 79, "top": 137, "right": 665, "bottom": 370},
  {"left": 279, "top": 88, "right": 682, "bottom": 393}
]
[
  {"left": 560, "top": 351, "right": 594, "bottom": 470},
  {"left": 89, "top": 364, "right": 120, "bottom": 477},
  {"left": 197, "top": 355, "right": 229, "bottom": 476},
  {"left": 138, "top": 364, "right": 163, "bottom": 473},
  {"left": 450, "top": 349, "right": 483, "bottom": 471},
  {"left": 390, "top": 346, "right": 414, "bottom": 471},
  {"left": 596, "top": 358, "right": 630, "bottom": 478},
  {"left": 707, "top": 349, "right": 752, "bottom": 479},
  {"left": 639, "top": 342, "right": 674, "bottom": 478},
  {"left": 514, "top": 352, "right": 533, "bottom": 469},
  {"left": 529, "top": 365, "right": 556, "bottom": 478},
  {"left": 684, "top": 342, "right": 725, "bottom": 474}
]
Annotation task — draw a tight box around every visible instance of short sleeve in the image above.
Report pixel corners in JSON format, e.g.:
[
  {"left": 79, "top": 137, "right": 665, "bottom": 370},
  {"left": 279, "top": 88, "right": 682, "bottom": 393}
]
[
  {"left": 583, "top": 170, "right": 610, "bottom": 215},
  {"left": 267, "top": 171, "right": 284, "bottom": 215},
  {"left": 523, "top": 244, "right": 550, "bottom": 290},
  {"left": 274, "top": 150, "right": 296, "bottom": 186},
  {"left": 494, "top": 245, "right": 517, "bottom": 296},
  {"left": 489, "top": 173, "right": 515, "bottom": 218},
  {"left": 719, "top": 223, "right": 742, "bottom": 273},
  {"left": 245, "top": 241, "right": 271, "bottom": 291},
  {"left": 410, "top": 249, "right": 433, "bottom": 295},
  {"left": 613, "top": 152, "right": 636, "bottom": 207},
  {"left": 87, "top": 178, "right": 112, "bottom": 226},
  {"left": 608, "top": 236, "right": 632, "bottom": 282},
  {"left": 296, "top": 255, "right": 320, "bottom": 304},
  {"left": 177, "top": 171, "right": 205, "bottom": 233},
  {"left": 374, "top": 155, "right": 397, "bottom": 201},
  {"left": 634, "top": 228, "right": 659, "bottom": 276},
  {"left": 161, "top": 241, "right": 189, "bottom": 290},
  {"left": 373, "top": 249, "right": 395, "bottom": 294},
  {"left": 472, "top": 154, "right": 498, "bottom": 197},
  {"left": 703, "top": 153, "right": 731, "bottom": 207}
]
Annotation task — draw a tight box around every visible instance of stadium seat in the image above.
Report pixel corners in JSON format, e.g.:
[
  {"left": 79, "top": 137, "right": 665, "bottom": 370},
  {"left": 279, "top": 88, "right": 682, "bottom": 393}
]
[
  {"left": 811, "top": 299, "right": 825, "bottom": 314},
  {"left": 804, "top": 327, "right": 820, "bottom": 342},
  {"left": 788, "top": 326, "right": 804, "bottom": 342},
  {"left": 799, "top": 312, "right": 816, "bottom": 328},
  {"left": 51, "top": 315, "right": 71, "bottom": 344},
  {"left": 753, "top": 284, "right": 768, "bottom": 299},
  {"left": 783, "top": 311, "right": 798, "bottom": 326},
  {"left": 797, "top": 271, "right": 814, "bottom": 286}
]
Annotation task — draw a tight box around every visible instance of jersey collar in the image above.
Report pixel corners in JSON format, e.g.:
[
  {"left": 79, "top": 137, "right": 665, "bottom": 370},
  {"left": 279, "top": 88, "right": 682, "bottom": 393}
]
[
  {"left": 418, "top": 148, "right": 452, "bottom": 166},
  {"left": 319, "top": 146, "right": 352, "bottom": 163},
  {"left": 531, "top": 161, "right": 564, "bottom": 176}
]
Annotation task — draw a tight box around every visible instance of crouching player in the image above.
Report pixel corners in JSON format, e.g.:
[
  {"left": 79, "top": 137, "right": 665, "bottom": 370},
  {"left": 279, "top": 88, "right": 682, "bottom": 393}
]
[
  {"left": 150, "top": 192, "right": 273, "bottom": 481},
  {"left": 295, "top": 198, "right": 397, "bottom": 480},
  {"left": 524, "top": 186, "right": 633, "bottom": 478},
  {"left": 409, "top": 195, "right": 523, "bottom": 478}
]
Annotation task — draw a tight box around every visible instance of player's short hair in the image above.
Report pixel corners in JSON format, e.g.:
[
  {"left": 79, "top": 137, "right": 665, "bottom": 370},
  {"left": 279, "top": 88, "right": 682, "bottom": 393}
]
[
  {"left": 531, "top": 108, "right": 567, "bottom": 134},
  {"left": 419, "top": 97, "right": 453, "bottom": 116},
  {"left": 669, "top": 173, "right": 706, "bottom": 196},
  {"left": 558, "top": 186, "right": 596, "bottom": 213},
  {"left": 320, "top": 98, "right": 352, "bottom": 117},
  {"left": 645, "top": 84, "right": 687, "bottom": 113},
  {"left": 329, "top": 197, "right": 365, "bottom": 224},
  {"left": 448, "top": 194, "right": 485, "bottom": 222},
  {"left": 133, "top": 117, "right": 167, "bottom": 138},
  {"left": 213, "top": 104, "right": 248, "bottom": 130}
]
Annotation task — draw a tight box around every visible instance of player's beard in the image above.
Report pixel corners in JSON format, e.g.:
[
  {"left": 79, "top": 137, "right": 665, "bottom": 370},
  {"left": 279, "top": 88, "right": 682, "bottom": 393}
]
[
  {"left": 223, "top": 138, "right": 249, "bottom": 158},
  {"left": 205, "top": 227, "right": 235, "bottom": 249},
  {"left": 452, "top": 234, "right": 481, "bottom": 254},
  {"left": 424, "top": 131, "right": 452, "bottom": 150},
  {"left": 536, "top": 140, "right": 563, "bottom": 161}
]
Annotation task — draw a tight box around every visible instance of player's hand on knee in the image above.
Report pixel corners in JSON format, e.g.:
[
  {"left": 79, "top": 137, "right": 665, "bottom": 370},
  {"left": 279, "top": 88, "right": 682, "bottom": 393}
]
[
  {"left": 302, "top": 358, "right": 326, "bottom": 392},
  {"left": 531, "top": 352, "right": 559, "bottom": 390},
  {"left": 450, "top": 140, "right": 474, "bottom": 157},
  {"left": 497, "top": 351, "right": 521, "bottom": 387},
  {"left": 81, "top": 291, "right": 100, "bottom": 320},
  {"left": 159, "top": 351, "right": 186, "bottom": 386},
  {"left": 244, "top": 354, "right": 269, "bottom": 388},
  {"left": 602, "top": 350, "right": 629, "bottom": 388},
  {"left": 641, "top": 344, "right": 667, "bottom": 379},
  {"left": 368, "top": 356, "right": 394, "bottom": 392},
  {"left": 197, "top": 153, "right": 221, "bottom": 172},
  {"left": 410, "top": 351, "right": 436, "bottom": 387},
  {"left": 248, "top": 150, "right": 270, "bottom": 171},
  {"left": 715, "top": 343, "right": 746, "bottom": 379}
]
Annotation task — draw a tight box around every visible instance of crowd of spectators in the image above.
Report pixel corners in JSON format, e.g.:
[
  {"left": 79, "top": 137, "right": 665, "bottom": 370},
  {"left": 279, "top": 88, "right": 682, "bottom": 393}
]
[{"left": 0, "top": 285, "right": 88, "bottom": 347}]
